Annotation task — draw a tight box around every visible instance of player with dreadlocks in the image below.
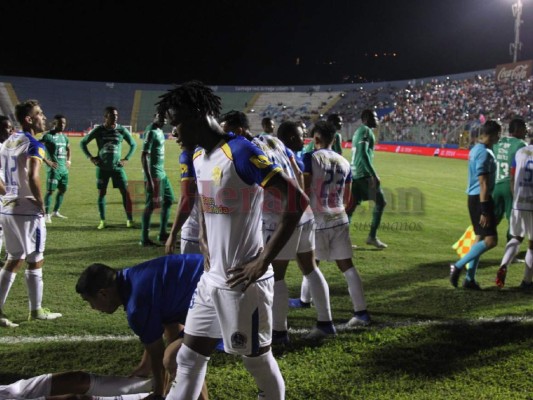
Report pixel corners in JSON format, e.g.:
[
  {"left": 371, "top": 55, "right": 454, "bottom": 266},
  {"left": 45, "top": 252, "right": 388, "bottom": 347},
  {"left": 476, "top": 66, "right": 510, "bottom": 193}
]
[{"left": 157, "top": 81, "right": 308, "bottom": 400}]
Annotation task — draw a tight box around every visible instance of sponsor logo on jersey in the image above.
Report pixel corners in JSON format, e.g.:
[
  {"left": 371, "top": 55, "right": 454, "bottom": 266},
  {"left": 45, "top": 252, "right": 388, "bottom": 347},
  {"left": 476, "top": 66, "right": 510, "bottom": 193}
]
[
  {"left": 249, "top": 154, "right": 272, "bottom": 169},
  {"left": 212, "top": 166, "right": 222, "bottom": 185},
  {"left": 181, "top": 163, "right": 189, "bottom": 175}
]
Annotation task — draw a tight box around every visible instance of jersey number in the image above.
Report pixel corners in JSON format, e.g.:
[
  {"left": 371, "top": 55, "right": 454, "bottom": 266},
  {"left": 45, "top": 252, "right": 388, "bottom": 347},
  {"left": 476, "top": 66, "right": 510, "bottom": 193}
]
[{"left": 2, "top": 155, "right": 18, "bottom": 188}]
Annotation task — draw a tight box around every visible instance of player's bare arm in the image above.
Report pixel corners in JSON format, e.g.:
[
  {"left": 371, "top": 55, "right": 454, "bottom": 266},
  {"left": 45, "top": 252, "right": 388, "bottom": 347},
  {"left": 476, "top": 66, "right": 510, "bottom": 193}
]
[
  {"left": 478, "top": 174, "right": 491, "bottom": 228},
  {"left": 28, "top": 157, "right": 45, "bottom": 213},
  {"left": 166, "top": 178, "right": 197, "bottom": 254}
]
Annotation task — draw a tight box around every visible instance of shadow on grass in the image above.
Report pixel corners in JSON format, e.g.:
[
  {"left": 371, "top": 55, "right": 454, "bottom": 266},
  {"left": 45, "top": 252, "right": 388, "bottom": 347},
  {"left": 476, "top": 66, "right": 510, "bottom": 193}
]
[{"left": 361, "top": 320, "right": 533, "bottom": 378}]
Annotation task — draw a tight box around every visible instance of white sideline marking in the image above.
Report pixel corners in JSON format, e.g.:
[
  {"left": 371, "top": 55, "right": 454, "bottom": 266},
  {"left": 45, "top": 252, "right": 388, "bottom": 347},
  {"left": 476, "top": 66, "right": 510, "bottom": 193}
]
[{"left": 2, "top": 316, "right": 531, "bottom": 344}]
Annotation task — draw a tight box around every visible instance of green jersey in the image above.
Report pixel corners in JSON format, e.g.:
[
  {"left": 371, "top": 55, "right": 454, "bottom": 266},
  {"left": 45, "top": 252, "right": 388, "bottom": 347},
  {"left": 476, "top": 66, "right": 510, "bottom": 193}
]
[
  {"left": 350, "top": 124, "right": 377, "bottom": 179},
  {"left": 303, "top": 132, "right": 342, "bottom": 154},
  {"left": 80, "top": 124, "right": 137, "bottom": 171},
  {"left": 493, "top": 136, "right": 527, "bottom": 185},
  {"left": 40, "top": 131, "right": 70, "bottom": 172},
  {"left": 142, "top": 123, "right": 166, "bottom": 179}
]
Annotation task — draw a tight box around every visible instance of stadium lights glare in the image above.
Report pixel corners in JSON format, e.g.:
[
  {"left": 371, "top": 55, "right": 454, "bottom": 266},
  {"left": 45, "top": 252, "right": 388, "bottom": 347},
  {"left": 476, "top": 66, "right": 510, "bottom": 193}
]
[{"left": 510, "top": 0, "right": 524, "bottom": 62}]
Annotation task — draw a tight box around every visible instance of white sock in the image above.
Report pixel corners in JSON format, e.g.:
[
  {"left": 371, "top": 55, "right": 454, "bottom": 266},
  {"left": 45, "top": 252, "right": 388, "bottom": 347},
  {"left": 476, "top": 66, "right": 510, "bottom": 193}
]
[
  {"left": 242, "top": 350, "right": 285, "bottom": 400},
  {"left": 87, "top": 374, "right": 153, "bottom": 396},
  {"left": 272, "top": 280, "right": 288, "bottom": 331},
  {"left": 166, "top": 344, "right": 209, "bottom": 400},
  {"left": 0, "top": 269, "right": 16, "bottom": 310},
  {"left": 92, "top": 395, "right": 149, "bottom": 400},
  {"left": 300, "top": 276, "right": 311, "bottom": 303},
  {"left": 501, "top": 238, "right": 521, "bottom": 267},
  {"left": 524, "top": 249, "right": 533, "bottom": 283},
  {"left": 25, "top": 269, "right": 43, "bottom": 311},
  {"left": 305, "top": 269, "right": 332, "bottom": 322},
  {"left": 343, "top": 267, "right": 367, "bottom": 312}
]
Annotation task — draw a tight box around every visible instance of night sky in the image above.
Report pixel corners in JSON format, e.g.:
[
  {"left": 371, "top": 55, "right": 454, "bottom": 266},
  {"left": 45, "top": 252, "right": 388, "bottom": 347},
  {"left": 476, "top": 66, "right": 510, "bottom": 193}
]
[{"left": 1, "top": 0, "right": 532, "bottom": 85}]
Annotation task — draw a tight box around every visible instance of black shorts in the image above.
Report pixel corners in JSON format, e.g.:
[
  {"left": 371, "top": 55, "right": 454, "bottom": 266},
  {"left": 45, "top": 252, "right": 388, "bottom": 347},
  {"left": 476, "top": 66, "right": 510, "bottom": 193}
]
[{"left": 468, "top": 195, "right": 498, "bottom": 237}]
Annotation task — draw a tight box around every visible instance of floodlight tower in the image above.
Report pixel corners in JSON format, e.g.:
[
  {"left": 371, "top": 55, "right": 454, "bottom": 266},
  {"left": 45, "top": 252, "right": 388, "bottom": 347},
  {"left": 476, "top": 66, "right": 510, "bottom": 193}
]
[{"left": 510, "top": 0, "right": 523, "bottom": 63}]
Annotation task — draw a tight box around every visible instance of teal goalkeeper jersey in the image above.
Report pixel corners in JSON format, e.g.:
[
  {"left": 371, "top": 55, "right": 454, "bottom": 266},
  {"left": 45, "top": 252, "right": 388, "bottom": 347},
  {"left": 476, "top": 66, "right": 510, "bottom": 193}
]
[
  {"left": 492, "top": 136, "right": 527, "bottom": 185},
  {"left": 350, "top": 124, "right": 377, "bottom": 179},
  {"left": 80, "top": 124, "right": 137, "bottom": 171},
  {"left": 142, "top": 123, "right": 166, "bottom": 179},
  {"left": 40, "top": 131, "right": 69, "bottom": 173}
]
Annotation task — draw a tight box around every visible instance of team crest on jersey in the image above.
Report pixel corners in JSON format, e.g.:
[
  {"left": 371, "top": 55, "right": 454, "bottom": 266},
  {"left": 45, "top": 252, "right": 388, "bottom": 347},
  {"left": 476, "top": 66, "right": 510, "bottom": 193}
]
[
  {"left": 231, "top": 331, "right": 247, "bottom": 349},
  {"left": 212, "top": 166, "right": 222, "bottom": 185},
  {"left": 181, "top": 163, "right": 188, "bottom": 175},
  {"left": 38, "top": 147, "right": 45, "bottom": 158},
  {"left": 250, "top": 154, "right": 272, "bottom": 169}
]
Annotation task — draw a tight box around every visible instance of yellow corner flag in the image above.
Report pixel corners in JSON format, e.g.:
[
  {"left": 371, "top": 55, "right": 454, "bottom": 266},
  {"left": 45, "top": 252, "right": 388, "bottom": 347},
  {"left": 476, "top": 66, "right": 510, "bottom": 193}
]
[{"left": 452, "top": 225, "right": 475, "bottom": 258}]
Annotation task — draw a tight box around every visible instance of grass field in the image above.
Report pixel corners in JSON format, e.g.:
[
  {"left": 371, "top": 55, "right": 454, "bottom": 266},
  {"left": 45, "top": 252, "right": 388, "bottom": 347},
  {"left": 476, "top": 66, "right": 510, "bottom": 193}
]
[{"left": 0, "top": 138, "right": 532, "bottom": 399}]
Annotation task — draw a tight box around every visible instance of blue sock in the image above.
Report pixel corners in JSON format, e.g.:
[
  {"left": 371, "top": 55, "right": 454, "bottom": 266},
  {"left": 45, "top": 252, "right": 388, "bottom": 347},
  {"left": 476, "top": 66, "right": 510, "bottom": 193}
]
[
  {"left": 465, "top": 257, "right": 480, "bottom": 282},
  {"left": 456, "top": 241, "right": 488, "bottom": 269}
]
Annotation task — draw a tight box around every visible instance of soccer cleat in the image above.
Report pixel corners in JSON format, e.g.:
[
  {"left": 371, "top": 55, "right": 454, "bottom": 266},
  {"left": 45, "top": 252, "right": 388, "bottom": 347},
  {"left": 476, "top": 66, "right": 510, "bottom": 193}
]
[
  {"left": 97, "top": 220, "right": 106, "bottom": 230},
  {"left": 495, "top": 266, "right": 507, "bottom": 288},
  {"left": 44, "top": 214, "right": 52, "bottom": 224},
  {"left": 305, "top": 322, "right": 337, "bottom": 340},
  {"left": 271, "top": 330, "right": 290, "bottom": 345},
  {"left": 347, "top": 311, "right": 371, "bottom": 327},
  {"left": 126, "top": 220, "right": 134, "bottom": 228},
  {"left": 139, "top": 239, "right": 160, "bottom": 247},
  {"left": 0, "top": 310, "right": 19, "bottom": 328},
  {"left": 366, "top": 236, "right": 388, "bottom": 249},
  {"left": 52, "top": 211, "right": 67, "bottom": 219},
  {"left": 462, "top": 279, "right": 482, "bottom": 291},
  {"left": 518, "top": 280, "right": 533, "bottom": 291},
  {"left": 351, "top": 244, "right": 358, "bottom": 249},
  {"left": 288, "top": 298, "right": 311, "bottom": 309},
  {"left": 28, "top": 308, "right": 62, "bottom": 321},
  {"left": 449, "top": 264, "right": 461, "bottom": 288}
]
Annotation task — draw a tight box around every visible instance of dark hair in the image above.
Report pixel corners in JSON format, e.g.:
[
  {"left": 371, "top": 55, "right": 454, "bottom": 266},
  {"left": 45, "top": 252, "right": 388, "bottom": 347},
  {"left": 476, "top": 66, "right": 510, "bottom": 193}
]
[
  {"left": 104, "top": 106, "right": 117, "bottom": 114},
  {"left": 311, "top": 121, "right": 336, "bottom": 145},
  {"left": 509, "top": 117, "right": 526, "bottom": 134},
  {"left": 481, "top": 120, "right": 502, "bottom": 136},
  {"left": 156, "top": 80, "right": 222, "bottom": 121},
  {"left": 76, "top": 263, "right": 117, "bottom": 297},
  {"left": 0, "top": 115, "right": 9, "bottom": 124},
  {"left": 277, "top": 121, "right": 299, "bottom": 143},
  {"left": 326, "top": 114, "right": 340, "bottom": 124},
  {"left": 261, "top": 117, "right": 273, "bottom": 126},
  {"left": 54, "top": 114, "right": 66, "bottom": 120},
  {"left": 361, "top": 109, "right": 374, "bottom": 122},
  {"left": 220, "top": 110, "right": 250, "bottom": 130},
  {"left": 15, "top": 99, "right": 40, "bottom": 125}
]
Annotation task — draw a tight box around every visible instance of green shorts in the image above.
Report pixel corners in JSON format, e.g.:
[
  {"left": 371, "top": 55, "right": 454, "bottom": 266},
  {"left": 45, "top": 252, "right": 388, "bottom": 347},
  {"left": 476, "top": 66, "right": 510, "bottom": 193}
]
[
  {"left": 492, "top": 182, "right": 513, "bottom": 224},
  {"left": 145, "top": 176, "right": 175, "bottom": 208},
  {"left": 46, "top": 169, "right": 69, "bottom": 192},
  {"left": 96, "top": 167, "right": 128, "bottom": 190},
  {"left": 351, "top": 176, "right": 386, "bottom": 206}
]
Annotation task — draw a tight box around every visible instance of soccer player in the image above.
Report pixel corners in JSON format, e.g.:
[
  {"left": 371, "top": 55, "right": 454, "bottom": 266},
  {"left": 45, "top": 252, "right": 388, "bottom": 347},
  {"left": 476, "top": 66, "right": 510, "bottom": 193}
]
[
  {"left": 303, "top": 121, "right": 371, "bottom": 326},
  {"left": 0, "top": 116, "right": 14, "bottom": 263},
  {"left": 0, "top": 100, "right": 62, "bottom": 328},
  {"left": 259, "top": 117, "right": 275, "bottom": 136},
  {"left": 157, "top": 81, "right": 308, "bottom": 400},
  {"left": 0, "top": 371, "right": 152, "bottom": 400},
  {"left": 41, "top": 114, "right": 71, "bottom": 223},
  {"left": 221, "top": 112, "right": 334, "bottom": 343},
  {"left": 80, "top": 106, "right": 137, "bottom": 230},
  {"left": 346, "top": 109, "right": 388, "bottom": 249},
  {"left": 76, "top": 254, "right": 207, "bottom": 400},
  {"left": 493, "top": 118, "right": 528, "bottom": 287},
  {"left": 165, "top": 128, "right": 200, "bottom": 255},
  {"left": 495, "top": 141, "right": 533, "bottom": 290},
  {"left": 449, "top": 120, "right": 501, "bottom": 290},
  {"left": 140, "top": 113, "right": 175, "bottom": 246}
]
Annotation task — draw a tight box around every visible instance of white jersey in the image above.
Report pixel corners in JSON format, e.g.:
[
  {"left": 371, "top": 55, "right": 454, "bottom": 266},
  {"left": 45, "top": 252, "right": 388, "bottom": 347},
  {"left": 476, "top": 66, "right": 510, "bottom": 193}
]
[
  {"left": 253, "top": 134, "right": 313, "bottom": 229},
  {"left": 0, "top": 131, "right": 46, "bottom": 216},
  {"left": 303, "top": 149, "right": 352, "bottom": 230},
  {"left": 179, "top": 149, "right": 200, "bottom": 241},
  {"left": 512, "top": 144, "right": 533, "bottom": 211},
  {"left": 193, "top": 135, "right": 282, "bottom": 288}
]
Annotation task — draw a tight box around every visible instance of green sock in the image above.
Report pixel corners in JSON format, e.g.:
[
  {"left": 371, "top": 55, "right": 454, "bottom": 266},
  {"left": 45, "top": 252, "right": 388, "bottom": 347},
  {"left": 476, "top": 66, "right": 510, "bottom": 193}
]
[{"left": 97, "top": 196, "right": 106, "bottom": 220}]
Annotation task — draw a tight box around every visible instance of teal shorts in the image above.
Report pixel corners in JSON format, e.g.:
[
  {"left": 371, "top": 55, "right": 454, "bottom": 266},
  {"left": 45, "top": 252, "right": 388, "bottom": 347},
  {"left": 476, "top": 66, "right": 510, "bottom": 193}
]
[
  {"left": 46, "top": 169, "right": 69, "bottom": 192},
  {"left": 96, "top": 167, "right": 128, "bottom": 190},
  {"left": 492, "top": 182, "right": 513, "bottom": 224},
  {"left": 145, "top": 176, "right": 175, "bottom": 208}
]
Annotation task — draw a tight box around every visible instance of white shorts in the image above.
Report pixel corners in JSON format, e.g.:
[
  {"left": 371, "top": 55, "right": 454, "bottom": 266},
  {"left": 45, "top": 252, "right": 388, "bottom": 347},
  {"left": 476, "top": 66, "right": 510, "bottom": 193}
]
[
  {"left": 510, "top": 209, "right": 533, "bottom": 239},
  {"left": 0, "top": 373, "right": 51, "bottom": 400},
  {"left": 264, "top": 220, "right": 315, "bottom": 260},
  {"left": 184, "top": 274, "right": 274, "bottom": 355},
  {"left": 315, "top": 223, "right": 352, "bottom": 261},
  {"left": 180, "top": 238, "right": 201, "bottom": 255},
  {"left": 0, "top": 214, "right": 46, "bottom": 262}
]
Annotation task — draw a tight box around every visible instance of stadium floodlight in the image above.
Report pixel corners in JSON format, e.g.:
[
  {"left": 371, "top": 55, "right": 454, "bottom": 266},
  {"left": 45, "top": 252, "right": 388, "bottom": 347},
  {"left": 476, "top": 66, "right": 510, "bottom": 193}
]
[{"left": 509, "top": 0, "right": 523, "bottom": 62}]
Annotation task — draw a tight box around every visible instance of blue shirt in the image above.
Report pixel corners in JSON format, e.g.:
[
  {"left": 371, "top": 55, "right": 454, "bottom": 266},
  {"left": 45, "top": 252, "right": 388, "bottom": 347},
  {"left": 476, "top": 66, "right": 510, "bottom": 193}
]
[
  {"left": 467, "top": 143, "right": 496, "bottom": 195},
  {"left": 116, "top": 254, "right": 204, "bottom": 344}
]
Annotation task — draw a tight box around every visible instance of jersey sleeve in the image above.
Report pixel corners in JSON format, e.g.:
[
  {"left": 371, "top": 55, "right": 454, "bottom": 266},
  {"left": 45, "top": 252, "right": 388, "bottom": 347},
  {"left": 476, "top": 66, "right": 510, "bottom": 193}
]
[
  {"left": 80, "top": 128, "right": 98, "bottom": 157},
  {"left": 475, "top": 149, "right": 491, "bottom": 176},
  {"left": 122, "top": 126, "right": 137, "bottom": 160},
  {"left": 28, "top": 138, "right": 46, "bottom": 161},
  {"left": 230, "top": 138, "right": 282, "bottom": 187},
  {"left": 302, "top": 152, "right": 313, "bottom": 174},
  {"left": 179, "top": 150, "right": 196, "bottom": 181},
  {"left": 142, "top": 129, "right": 154, "bottom": 153}
]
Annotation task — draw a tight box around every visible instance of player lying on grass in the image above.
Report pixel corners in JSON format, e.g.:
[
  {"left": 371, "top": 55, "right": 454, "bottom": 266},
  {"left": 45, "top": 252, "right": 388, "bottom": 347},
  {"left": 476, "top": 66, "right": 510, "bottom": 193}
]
[
  {"left": 76, "top": 254, "right": 208, "bottom": 400},
  {"left": 0, "top": 370, "right": 152, "bottom": 400}
]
